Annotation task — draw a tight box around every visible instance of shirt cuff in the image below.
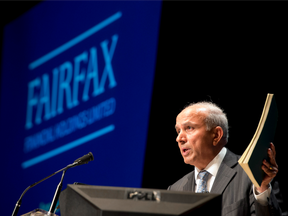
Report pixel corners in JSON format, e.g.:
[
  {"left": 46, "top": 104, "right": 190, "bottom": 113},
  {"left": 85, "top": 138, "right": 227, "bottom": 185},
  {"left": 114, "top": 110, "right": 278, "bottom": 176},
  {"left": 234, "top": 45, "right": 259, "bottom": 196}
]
[{"left": 253, "top": 184, "right": 272, "bottom": 206}]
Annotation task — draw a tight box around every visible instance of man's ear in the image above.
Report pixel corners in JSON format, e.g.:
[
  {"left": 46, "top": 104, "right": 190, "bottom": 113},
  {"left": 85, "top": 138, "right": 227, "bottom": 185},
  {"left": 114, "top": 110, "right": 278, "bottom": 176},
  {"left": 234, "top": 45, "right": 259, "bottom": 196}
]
[{"left": 212, "top": 126, "right": 224, "bottom": 146}]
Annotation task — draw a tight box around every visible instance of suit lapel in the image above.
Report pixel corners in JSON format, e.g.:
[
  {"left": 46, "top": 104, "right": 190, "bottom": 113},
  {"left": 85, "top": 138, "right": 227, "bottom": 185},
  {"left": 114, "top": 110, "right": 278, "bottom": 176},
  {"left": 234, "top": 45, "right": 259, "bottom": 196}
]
[
  {"left": 210, "top": 149, "right": 238, "bottom": 194},
  {"left": 183, "top": 171, "right": 195, "bottom": 192}
]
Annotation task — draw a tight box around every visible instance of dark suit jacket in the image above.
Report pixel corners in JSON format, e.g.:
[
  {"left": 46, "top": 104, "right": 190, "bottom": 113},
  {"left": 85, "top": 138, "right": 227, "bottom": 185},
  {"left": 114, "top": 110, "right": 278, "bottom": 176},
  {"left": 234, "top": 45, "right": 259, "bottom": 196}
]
[{"left": 168, "top": 149, "right": 282, "bottom": 216}]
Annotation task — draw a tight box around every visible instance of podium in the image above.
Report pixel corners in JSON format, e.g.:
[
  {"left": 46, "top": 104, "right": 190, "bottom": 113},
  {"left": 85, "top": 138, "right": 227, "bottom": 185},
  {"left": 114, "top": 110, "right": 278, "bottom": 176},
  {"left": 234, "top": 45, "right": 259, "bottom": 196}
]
[{"left": 59, "top": 184, "right": 222, "bottom": 216}]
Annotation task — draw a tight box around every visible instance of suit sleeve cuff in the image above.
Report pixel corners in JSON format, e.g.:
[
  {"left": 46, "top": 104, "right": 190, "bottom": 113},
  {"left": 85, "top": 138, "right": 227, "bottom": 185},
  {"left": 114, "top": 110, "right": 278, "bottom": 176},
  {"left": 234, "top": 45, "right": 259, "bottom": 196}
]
[{"left": 253, "top": 184, "right": 272, "bottom": 206}]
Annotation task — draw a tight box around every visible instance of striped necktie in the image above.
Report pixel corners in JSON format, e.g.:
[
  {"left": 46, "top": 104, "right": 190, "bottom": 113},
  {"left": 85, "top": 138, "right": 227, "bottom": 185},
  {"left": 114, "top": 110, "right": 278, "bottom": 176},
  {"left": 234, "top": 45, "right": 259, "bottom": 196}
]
[{"left": 196, "top": 170, "right": 209, "bottom": 193}]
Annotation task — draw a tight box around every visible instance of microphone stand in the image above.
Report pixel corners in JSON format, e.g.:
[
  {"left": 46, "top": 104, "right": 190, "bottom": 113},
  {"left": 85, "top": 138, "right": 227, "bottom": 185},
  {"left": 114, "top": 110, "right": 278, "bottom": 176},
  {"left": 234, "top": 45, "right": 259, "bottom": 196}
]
[
  {"left": 48, "top": 169, "right": 67, "bottom": 214},
  {"left": 12, "top": 152, "right": 93, "bottom": 216},
  {"left": 12, "top": 163, "right": 75, "bottom": 216}
]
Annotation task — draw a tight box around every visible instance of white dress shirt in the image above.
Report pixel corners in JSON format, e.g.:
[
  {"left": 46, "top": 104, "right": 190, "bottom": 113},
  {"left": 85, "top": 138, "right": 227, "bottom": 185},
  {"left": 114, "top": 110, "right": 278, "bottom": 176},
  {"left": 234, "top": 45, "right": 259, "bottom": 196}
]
[{"left": 194, "top": 147, "right": 271, "bottom": 206}]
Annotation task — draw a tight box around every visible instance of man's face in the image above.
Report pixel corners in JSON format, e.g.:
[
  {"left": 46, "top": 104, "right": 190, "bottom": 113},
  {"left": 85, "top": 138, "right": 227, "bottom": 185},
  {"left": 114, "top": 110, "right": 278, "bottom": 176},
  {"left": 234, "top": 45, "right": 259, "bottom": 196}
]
[{"left": 175, "top": 106, "right": 215, "bottom": 170}]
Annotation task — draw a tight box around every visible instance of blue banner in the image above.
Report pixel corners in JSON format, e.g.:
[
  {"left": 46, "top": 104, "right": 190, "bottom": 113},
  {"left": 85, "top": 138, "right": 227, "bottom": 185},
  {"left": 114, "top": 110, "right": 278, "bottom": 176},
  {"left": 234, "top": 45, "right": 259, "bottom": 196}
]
[{"left": 0, "top": 1, "right": 161, "bottom": 215}]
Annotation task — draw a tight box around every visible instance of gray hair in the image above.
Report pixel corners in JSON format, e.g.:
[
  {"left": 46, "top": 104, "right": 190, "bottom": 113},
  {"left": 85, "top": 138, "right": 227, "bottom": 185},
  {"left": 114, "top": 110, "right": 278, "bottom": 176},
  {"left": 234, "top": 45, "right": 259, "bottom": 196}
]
[{"left": 185, "top": 102, "right": 229, "bottom": 142}]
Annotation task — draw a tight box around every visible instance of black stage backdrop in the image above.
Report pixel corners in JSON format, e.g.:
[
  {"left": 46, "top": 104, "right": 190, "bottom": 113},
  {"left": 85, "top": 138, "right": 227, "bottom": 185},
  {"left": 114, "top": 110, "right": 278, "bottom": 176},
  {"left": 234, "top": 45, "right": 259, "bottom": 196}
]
[
  {"left": 1, "top": 0, "right": 287, "bottom": 211},
  {"left": 146, "top": 2, "right": 288, "bottom": 208}
]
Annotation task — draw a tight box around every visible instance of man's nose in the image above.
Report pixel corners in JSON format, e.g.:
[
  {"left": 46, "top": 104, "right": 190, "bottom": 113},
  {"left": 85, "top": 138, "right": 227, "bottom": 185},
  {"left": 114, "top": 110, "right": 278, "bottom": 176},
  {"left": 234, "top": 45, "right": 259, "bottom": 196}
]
[{"left": 176, "top": 131, "right": 186, "bottom": 143}]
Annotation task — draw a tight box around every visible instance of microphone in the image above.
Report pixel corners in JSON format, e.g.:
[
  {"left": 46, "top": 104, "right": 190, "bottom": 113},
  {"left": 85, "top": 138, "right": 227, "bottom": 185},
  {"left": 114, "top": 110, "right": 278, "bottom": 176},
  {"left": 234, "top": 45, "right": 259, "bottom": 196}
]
[
  {"left": 74, "top": 152, "right": 94, "bottom": 165},
  {"left": 12, "top": 152, "right": 94, "bottom": 216},
  {"left": 69, "top": 152, "right": 94, "bottom": 168},
  {"left": 48, "top": 152, "right": 94, "bottom": 214}
]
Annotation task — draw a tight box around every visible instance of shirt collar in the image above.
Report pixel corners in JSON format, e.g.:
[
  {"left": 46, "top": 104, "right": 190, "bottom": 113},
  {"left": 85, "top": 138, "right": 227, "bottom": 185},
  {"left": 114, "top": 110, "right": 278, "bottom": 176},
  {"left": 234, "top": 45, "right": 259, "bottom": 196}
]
[{"left": 195, "top": 147, "right": 227, "bottom": 180}]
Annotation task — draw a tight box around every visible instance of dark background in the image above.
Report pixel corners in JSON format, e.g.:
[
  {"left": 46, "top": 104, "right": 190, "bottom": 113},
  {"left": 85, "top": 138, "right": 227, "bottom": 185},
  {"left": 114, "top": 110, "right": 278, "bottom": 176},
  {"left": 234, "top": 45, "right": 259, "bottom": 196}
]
[{"left": 1, "top": 0, "right": 287, "bottom": 211}]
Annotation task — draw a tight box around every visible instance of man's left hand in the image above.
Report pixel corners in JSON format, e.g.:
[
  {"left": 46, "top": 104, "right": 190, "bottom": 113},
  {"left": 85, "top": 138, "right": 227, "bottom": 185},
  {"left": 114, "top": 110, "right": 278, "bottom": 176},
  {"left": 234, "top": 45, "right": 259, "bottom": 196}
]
[{"left": 257, "top": 142, "right": 278, "bottom": 193}]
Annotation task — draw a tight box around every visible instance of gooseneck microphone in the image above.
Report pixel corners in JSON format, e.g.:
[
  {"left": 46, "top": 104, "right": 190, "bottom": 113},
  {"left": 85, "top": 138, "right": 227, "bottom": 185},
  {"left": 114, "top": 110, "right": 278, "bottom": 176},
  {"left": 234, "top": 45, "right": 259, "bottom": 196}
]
[
  {"left": 11, "top": 152, "right": 94, "bottom": 216},
  {"left": 71, "top": 152, "right": 94, "bottom": 167}
]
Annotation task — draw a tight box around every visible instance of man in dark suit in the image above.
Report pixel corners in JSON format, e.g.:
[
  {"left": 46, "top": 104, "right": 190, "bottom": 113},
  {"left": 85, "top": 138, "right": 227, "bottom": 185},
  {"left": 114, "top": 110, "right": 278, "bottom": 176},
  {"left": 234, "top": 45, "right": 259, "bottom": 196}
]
[{"left": 169, "top": 102, "right": 281, "bottom": 216}]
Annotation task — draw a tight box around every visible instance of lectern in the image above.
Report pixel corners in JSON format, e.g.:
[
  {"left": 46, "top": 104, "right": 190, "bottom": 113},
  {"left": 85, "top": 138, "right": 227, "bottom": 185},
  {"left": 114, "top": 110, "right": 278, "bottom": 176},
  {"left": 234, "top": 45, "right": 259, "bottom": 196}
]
[{"left": 59, "top": 184, "right": 221, "bottom": 215}]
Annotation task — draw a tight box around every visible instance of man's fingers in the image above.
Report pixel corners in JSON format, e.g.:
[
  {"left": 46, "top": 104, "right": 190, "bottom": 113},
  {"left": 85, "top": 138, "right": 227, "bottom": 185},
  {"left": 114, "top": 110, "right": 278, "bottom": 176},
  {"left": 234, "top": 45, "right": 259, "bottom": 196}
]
[
  {"left": 260, "top": 143, "right": 278, "bottom": 189},
  {"left": 268, "top": 148, "right": 275, "bottom": 164},
  {"left": 270, "top": 142, "right": 276, "bottom": 157},
  {"left": 263, "top": 160, "right": 278, "bottom": 175},
  {"left": 268, "top": 145, "right": 277, "bottom": 167}
]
